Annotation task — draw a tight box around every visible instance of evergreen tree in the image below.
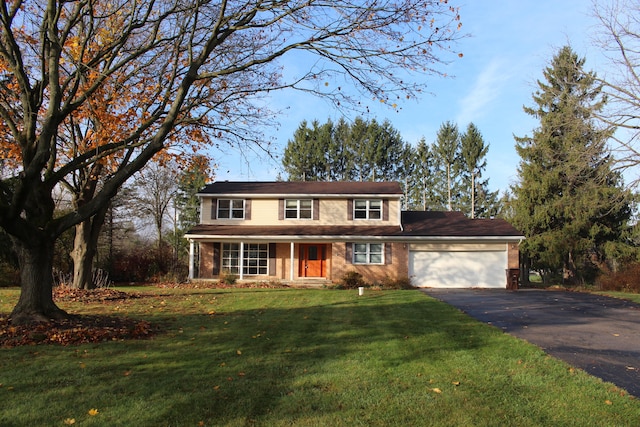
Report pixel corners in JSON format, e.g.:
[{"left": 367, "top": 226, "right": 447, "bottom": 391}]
[
  {"left": 283, "top": 117, "right": 411, "bottom": 183},
  {"left": 282, "top": 120, "right": 330, "bottom": 181},
  {"left": 433, "top": 121, "right": 461, "bottom": 211},
  {"left": 406, "top": 138, "right": 439, "bottom": 210},
  {"left": 175, "top": 155, "right": 212, "bottom": 233},
  {"left": 460, "top": 123, "right": 498, "bottom": 218},
  {"left": 511, "top": 46, "right": 633, "bottom": 284}
]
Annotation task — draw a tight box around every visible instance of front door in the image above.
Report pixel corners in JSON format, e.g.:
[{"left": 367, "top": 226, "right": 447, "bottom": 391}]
[{"left": 299, "top": 244, "right": 325, "bottom": 277}]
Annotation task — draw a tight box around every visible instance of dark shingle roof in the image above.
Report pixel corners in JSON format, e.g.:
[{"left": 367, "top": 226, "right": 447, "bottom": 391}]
[
  {"left": 198, "top": 181, "right": 403, "bottom": 196},
  {"left": 401, "top": 211, "right": 523, "bottom": 237},
  {"left": 186, "top": 211, "right": 523, "bottom": 240}
]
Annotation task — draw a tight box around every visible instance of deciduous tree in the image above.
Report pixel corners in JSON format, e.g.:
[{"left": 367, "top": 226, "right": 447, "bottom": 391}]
[
  {"left": 0, "top": 0, "right": 463, "bottom": 324},
  {"left": 592, "top": 0, "right": 640, "bottom": 184}
]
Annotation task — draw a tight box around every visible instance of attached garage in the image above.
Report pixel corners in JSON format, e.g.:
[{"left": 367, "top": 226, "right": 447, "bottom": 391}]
[{"left": 409, "top": 243, "right": 508, "bottom": 288}]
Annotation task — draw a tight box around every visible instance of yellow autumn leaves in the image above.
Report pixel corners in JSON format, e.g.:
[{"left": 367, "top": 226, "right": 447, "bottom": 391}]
[{"left": 63, "top": 408, "right": 99, "bottom": 424}]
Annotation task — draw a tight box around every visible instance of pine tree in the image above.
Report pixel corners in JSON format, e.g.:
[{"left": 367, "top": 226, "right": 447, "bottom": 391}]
[
  {"left": 406, "top": 138, "right": 439, "bottom": 210},
  {"left": 433, "top": 121, "right": 461, "bottom": 211},
  {"left": 460, "top": 123, "right": 498, "bottom": 218},
  {"left": 512, "top": 46, "right": 633, "bottom": 284}
]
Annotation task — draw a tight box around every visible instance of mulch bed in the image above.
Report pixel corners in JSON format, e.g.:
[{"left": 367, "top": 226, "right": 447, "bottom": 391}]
[{"left": 0, "top": 287, "right": 155, "bottom": 348}]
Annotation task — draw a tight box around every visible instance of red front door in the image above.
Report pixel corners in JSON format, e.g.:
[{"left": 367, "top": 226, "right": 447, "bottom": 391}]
[{"left": 299, "top": 244, "right": 325, "bottom": 277}]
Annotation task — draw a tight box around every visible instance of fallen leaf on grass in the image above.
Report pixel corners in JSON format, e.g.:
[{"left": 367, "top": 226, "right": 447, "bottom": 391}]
[
  {"left": 431, "top": 388, "right": 442, "bottom": 394},
  {"left": 605, "top": 400, "right": 613, "bottom": 405},
  {"left": 88, "top": 408, "right": 99, "bottom": 416},
  {"left": 452, "top": 381, "right": 460, "bottom": 386},
  {"left": 63, "top": 418, "right": 76, "bottom": 425}
]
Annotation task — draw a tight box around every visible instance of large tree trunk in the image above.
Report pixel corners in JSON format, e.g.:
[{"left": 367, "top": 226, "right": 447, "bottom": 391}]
[
  {"left": 70, "top": 205, "right": 108, "bottom": 290},
  {"left": 71, "top": 220, "right": 97, "bottom": 290},
  {"left": 10, "top": 237, "right": 68, "bottom": 325}
]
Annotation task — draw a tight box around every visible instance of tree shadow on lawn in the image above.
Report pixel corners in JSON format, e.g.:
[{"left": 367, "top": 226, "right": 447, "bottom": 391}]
[{"left": 112, "top": 297, "right": 490, "bottom": 425}]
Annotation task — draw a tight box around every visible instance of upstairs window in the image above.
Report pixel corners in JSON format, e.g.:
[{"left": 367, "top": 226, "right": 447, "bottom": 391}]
[
  {"left": 285, "top": 199, "right": 313, "bottom": 219},
  {"left": 354, "top": 199, "right": 382, "bottom": 220},
  {"left": 217, "top": 199, "right": 245, "bottom": 219}
]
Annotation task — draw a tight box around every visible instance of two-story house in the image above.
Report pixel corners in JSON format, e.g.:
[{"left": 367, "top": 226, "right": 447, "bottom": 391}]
[{"left": 185, "top": 181, "right": 524, "bottom": 288}]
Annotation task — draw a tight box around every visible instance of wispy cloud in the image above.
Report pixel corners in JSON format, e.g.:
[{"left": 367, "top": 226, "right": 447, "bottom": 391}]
[{"left": 456, "top": 59, "right": 509, "bottom": 126}]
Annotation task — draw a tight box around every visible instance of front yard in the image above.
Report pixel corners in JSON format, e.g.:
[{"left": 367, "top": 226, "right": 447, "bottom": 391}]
[{"left": 0, "top": 286, "right": 638, "bottom": 426}]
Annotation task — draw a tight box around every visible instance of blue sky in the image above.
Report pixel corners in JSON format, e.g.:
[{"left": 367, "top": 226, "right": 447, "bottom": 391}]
[{"left": 213, "top": 1, "right": 602, "bottom": 193}]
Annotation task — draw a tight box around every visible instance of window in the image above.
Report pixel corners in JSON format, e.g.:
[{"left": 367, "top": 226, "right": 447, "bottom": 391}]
[
  {"left": 353, "top": 243, "right": 384, "bottom": 264},
  {"left": 218, "top": 199, "right": 244, "bottom": 219},
  {"left": 220, "top": 243, "right": 269, "bottom": 275},
  {"left": 243, "top": 243, "right": 268, "bottom": 275},
  {"left": 285, "top": 199, "right": 312, "bottom": 219},
  {"left": 354, "top": 199, "right": 381, "bottom": 220},
  {"left": 221, "top": 243, "right": 240, "bottom": 274}
]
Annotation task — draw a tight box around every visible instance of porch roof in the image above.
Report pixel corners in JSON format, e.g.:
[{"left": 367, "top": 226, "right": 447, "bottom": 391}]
[{"left": 186, "top": 211, "right": 524, "bottom": 241}]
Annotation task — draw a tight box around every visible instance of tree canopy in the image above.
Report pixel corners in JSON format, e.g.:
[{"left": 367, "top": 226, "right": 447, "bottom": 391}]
[
  {"left": 0, "top": 0, "right": 463, "bottom": 324},
  {"left": 282, "top": 117, "right": 411, "bottom": 183},
  {"left": 511, "top": 45, "right": 633, "bottom": 284}
]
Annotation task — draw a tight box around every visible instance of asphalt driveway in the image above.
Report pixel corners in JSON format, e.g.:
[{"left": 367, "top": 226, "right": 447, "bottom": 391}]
[{"left": 423, "top": 288, "right": 640, "bottom": 398}]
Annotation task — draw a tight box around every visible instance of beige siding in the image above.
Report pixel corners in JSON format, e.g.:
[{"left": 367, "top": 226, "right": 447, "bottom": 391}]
[{"left": 200, "top": 196, "right": 401, "bottom": 226}]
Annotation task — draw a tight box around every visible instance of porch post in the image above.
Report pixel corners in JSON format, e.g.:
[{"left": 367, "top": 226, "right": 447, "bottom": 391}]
[
  {"left": 188, "top": 240, "right": 195, "bottom": 280},
  {"left": 239, "top": 241, "right": 244, "bottom": 280},
  {"left": 290, "top": 242, "right": 295, "bottom": 281}
]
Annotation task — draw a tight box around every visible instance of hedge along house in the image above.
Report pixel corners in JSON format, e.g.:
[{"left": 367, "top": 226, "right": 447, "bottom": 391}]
[{"left": 185, "top": 181, "right": 524, "bottom": 288}]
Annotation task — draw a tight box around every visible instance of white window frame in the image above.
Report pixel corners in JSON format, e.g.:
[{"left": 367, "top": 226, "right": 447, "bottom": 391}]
[
  {"left": 353, "top": 243, "right": 384, "bottom": 265},
  {"left": 243, "top": 243, "right": 269, "bottom": 275},
  {"left": 285, "top": 199, "right": 313, "bottom": 219},
  {"left": 353, "top": 199, "right": 382, "bottom": 220},
  {"left": 221, "top": 243, "right": 240, "bottom": 274},
  {"left": 218, "top": 199, "right": 245, "bottom": 219}
]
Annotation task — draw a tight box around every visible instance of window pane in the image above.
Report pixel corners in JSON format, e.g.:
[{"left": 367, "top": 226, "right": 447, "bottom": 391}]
[
  {"left": 354, "top": 254, "right": 367, "bottom": 263},
  {"left": 218, "top": 200, "right": 230, "bottom": 209},
  {"left": 370, "top": 244, "right": 382, "bottom": 253},
  {"left": 354, "top": 200, "right": 367, "bottom": 209},
  {"left": 300, "top": 200, "right": 312, "bottom": 208},
  {"left": 369, "top": 210, "right": 381, "bottom": 219},
  {"left": 369, "top": 200, "right": 381, "bottom": 209},
  {"left": 232, "top": 200, "right": 244, "bottom": 208},
  {"left": 285, "top": 200, "right": 297, "bottom": 208},
  {"left": 370, "top": 254, "right": 382, "bottom": 264},
  {"left": 300, "top": 209, "right": 312, "bottom": 219},
  {"left": 354, "top": 210, "right": 367, "bottom": 219},
  {"left": 354, "top": 243, "right": 367, "bottom": 253},
  {"left": 285, "top": 210, "right": 298, "bottom": 219}
]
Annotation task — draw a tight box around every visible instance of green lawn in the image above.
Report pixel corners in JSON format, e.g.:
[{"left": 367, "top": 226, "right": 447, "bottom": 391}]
[{"left": 1, "top": 286, "right": 638, "bottom": 426}]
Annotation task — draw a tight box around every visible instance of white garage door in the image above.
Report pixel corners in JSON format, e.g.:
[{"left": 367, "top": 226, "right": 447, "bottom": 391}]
[{"left": 409, "top": 250, "right": 507, "bottom": 288}]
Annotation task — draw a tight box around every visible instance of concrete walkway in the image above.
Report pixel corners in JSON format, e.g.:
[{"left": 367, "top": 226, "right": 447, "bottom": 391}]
[{"left": 423, "top": 288, "right": 640, "bottom": 398}]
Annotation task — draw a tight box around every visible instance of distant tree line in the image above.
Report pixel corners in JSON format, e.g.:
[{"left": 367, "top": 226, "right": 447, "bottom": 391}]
[{"left": 282, "top": 117, "right": 499, "bottom": 217}]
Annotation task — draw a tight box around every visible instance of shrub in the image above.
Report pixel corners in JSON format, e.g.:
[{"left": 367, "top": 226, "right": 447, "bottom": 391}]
[
  {"left": 338, "top": 271, "right": 367, "bottom": 289},
  {"left": 376, "top": 276, "right": 414, "bottom": 290},
  {"left": 219, "top": 270, "right": 238, "bottom": 285},
  {"left": 596, "top": 263, "right": 640, "bottom": 293}
]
